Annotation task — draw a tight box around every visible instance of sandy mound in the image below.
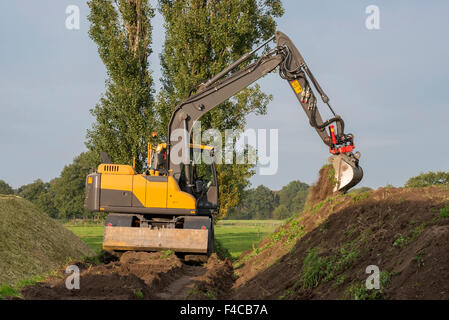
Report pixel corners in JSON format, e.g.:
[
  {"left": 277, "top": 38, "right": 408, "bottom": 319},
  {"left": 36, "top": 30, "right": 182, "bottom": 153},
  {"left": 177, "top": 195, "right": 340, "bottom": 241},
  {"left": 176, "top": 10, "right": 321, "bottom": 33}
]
[{"left": 0, "top": 195, "right": 94, "bottom": 287}]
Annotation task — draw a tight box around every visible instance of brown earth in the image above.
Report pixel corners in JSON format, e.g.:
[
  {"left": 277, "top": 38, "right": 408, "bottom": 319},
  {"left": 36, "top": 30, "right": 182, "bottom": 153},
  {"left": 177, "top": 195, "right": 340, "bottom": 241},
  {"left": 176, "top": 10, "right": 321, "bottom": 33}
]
[
  {"left": 305, "top": 164, "right": 336, "bottom": 206},
  {"left": 186, "top": 254, "right": 235, "bottom": 299},
  {"left": 20, "top": 251, "right": 234, "bottom": 300},
  {"left": 232, "top": 186, "right": 449, "bottom": 300}
]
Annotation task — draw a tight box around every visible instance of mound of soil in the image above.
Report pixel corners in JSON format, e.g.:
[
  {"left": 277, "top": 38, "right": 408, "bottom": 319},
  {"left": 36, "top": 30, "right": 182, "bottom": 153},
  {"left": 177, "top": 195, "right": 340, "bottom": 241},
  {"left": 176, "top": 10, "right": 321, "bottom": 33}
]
[
  {"left": 20, "top": 249, "right": 236, "bottom": 300},
  {"left": 0, "top": 196, "right": 94, "bottom": 287},
  {"left": 21, "top": 251, "right": 184, "bottom": 300},
  {"left": 232, "top": 186, "right": 449, "bottom": 300},
  {"left": 305, "top": 164, "right": 336, "bottom": 206}
]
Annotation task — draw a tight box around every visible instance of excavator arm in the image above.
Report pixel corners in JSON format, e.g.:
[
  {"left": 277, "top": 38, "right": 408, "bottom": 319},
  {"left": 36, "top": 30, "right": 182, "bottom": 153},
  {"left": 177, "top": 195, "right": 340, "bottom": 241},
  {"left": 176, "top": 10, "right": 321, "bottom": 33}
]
[{"left": 167, "top": 31, "right": 363, "bottom": 192}]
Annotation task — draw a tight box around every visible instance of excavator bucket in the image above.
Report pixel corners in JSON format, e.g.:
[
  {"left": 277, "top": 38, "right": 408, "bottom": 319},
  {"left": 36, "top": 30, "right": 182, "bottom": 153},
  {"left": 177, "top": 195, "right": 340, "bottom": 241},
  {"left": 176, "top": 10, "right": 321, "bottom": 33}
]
[
  {"left": 329, "top": 154, "right": 363, "bottom": 192},
  {"left": 103, "top": 226, "right": 209, "bottom": 254}
]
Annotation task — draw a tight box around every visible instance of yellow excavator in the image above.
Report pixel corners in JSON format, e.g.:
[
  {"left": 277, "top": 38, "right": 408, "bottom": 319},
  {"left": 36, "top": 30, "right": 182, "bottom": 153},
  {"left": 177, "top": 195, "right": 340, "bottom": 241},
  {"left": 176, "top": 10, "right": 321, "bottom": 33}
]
[{"left": 84, "top": 31, "right": 363, "bottom": 257}]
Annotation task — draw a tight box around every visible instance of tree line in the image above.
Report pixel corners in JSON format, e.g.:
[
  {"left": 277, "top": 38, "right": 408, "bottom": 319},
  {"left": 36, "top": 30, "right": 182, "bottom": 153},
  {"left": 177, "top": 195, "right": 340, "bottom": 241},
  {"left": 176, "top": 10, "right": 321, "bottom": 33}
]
[
  {"left": 227, "top": 180, "right": 309, "bottom": 220},
  {"left": 1, "top": 169, "right": 448, "bottom": 220}
]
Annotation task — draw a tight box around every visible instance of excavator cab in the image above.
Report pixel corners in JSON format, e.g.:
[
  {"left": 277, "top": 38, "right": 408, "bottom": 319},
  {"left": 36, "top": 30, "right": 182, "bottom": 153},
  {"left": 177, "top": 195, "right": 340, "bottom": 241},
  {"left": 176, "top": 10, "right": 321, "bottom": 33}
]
[
  {"left": 192, "top": 161, "right": 219, "bottom": 212},
  {"left": 178, "top": 145, "right": 219, "bottom": 214},
  {"left": 147, "top": 142, "right": 219, "bottom": 213}
]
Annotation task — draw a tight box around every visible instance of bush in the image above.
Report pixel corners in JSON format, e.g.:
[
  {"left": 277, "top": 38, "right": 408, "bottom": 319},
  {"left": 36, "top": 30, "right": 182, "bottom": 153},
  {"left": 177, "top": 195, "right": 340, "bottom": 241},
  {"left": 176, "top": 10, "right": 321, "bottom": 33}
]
[
  {"left": 405, "top": 171, "right": 449, "bottom": 188},
  {"left": 348, "top": 187, "right": 373, "bottom": 194},
  {"left": 272, "top": 204, "right": 290, "bottom": 220},
  {"left": 440, "top": 206, "right": 449, "bottom": 218},
  {"left": 0, "top": 180, "right": 14, "bottom": 195}
]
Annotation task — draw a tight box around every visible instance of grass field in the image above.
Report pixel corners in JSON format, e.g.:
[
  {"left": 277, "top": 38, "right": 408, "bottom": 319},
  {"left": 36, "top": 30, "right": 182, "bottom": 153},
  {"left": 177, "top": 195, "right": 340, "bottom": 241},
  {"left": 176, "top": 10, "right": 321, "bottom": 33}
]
[
  {"left": 214, "top": 220, "right": 282, "bottom": 258},
  {"left": 65, "top": 225, "right": 104, "bottom": 254},
  {"left": 65, "top": 220, "right": 283, "bottom": 259}
]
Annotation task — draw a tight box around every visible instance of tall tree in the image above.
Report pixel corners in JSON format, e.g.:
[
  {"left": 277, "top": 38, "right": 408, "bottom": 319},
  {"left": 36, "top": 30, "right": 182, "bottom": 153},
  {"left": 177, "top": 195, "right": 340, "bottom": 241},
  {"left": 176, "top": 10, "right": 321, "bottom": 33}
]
[
  {"left": 228, "top": 184, "right": 279, "bottom": 219},
  {"left": 278, "top": 180, "right": 309, "bottom": 213},
  {"left": 86, "top": 0, "right": 156, "bottom": 172},
  {"left": 157, "top": 0, "right": 284, "bottom": 218}
]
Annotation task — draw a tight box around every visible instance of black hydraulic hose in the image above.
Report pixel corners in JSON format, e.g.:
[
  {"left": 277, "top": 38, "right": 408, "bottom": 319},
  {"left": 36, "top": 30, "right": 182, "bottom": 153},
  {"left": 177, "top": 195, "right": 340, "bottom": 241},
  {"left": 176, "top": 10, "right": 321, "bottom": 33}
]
[
  {"left": 277, "top": 46, "right": 347, "bottom": 140},
  {"left": 188, "top": 36, "right": 276, "bottom": 97},
  {"left": 182, "top": 49, "right": 279, "bottom": 106},
  {"left": 309, "top": 102, "right": 345, "bottom": 138}
]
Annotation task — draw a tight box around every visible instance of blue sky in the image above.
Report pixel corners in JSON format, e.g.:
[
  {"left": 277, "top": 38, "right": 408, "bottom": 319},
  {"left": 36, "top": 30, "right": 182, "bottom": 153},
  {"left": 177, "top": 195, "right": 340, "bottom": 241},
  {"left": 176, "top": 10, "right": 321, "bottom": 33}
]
[{"left": 1, "top": 1, "right": 448, "bottom": 190}]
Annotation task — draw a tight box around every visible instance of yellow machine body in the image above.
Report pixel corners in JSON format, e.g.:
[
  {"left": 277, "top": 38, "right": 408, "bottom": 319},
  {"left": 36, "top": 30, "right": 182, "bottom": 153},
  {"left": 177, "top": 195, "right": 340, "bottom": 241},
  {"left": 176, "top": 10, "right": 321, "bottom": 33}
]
[
  {"left": 94, "top": 164, "right": 196, "bottom": 213},
  {"left": 84, "top": 144, "right": 217, "bottom": 255}
]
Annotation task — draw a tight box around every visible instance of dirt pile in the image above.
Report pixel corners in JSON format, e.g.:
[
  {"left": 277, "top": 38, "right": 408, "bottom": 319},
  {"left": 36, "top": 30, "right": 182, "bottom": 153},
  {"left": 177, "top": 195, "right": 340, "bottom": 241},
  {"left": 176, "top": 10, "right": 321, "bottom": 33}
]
[
  {"left": 0, "top": 195, "right": 95, "bottom": 287},
  {"left": 20, "top": 251, "right": 235, "bottom": 300},
  {"left": 21, "top": 251, "right": 184, "bottom": 300},
  {"left": 305, "top": 164, "right": 336, "bottom": 206},
  {"left": 232, "top": 186, "right": 449, "bottom": 299}
]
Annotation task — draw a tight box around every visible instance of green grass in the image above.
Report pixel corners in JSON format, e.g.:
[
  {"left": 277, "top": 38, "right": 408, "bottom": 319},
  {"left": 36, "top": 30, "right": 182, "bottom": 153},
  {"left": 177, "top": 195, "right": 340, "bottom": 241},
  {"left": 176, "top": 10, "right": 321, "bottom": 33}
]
[
  {"left": 215, "top": 220, "right": 282, "bottom": 259},
  {"left": 344, "top": 271, "right": 391, "bottom": 300},
  {"left": 440, "top": 205, "right": 449, "bottom": 218},
  {"left": 65, "top": 225, "right": 104, "bottom": 254},
  {"left": 66, "top": 220, "right": 282, "bottom": 260},
  {"left": 160, "top": 250, "right": 174, "bottom": 259},
  {"left": 0, "top": 285, "right": 20, "bottom": 299},
  {"left": 301, "top": 244, "right": 361, "bottom": 290},
  {"left": 392, "top": 222, "right": 427, "bottom": 248},
  {"left": 133, "top": 290, "right": 144, "bottom": 299}
]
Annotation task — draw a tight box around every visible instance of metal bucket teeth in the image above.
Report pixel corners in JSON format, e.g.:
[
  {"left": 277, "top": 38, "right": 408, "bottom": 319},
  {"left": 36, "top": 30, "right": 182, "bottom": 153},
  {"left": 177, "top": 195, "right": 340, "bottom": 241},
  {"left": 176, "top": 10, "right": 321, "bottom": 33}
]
[{"left": 329, "top": 154, "right": 364, "bottom": 193}]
